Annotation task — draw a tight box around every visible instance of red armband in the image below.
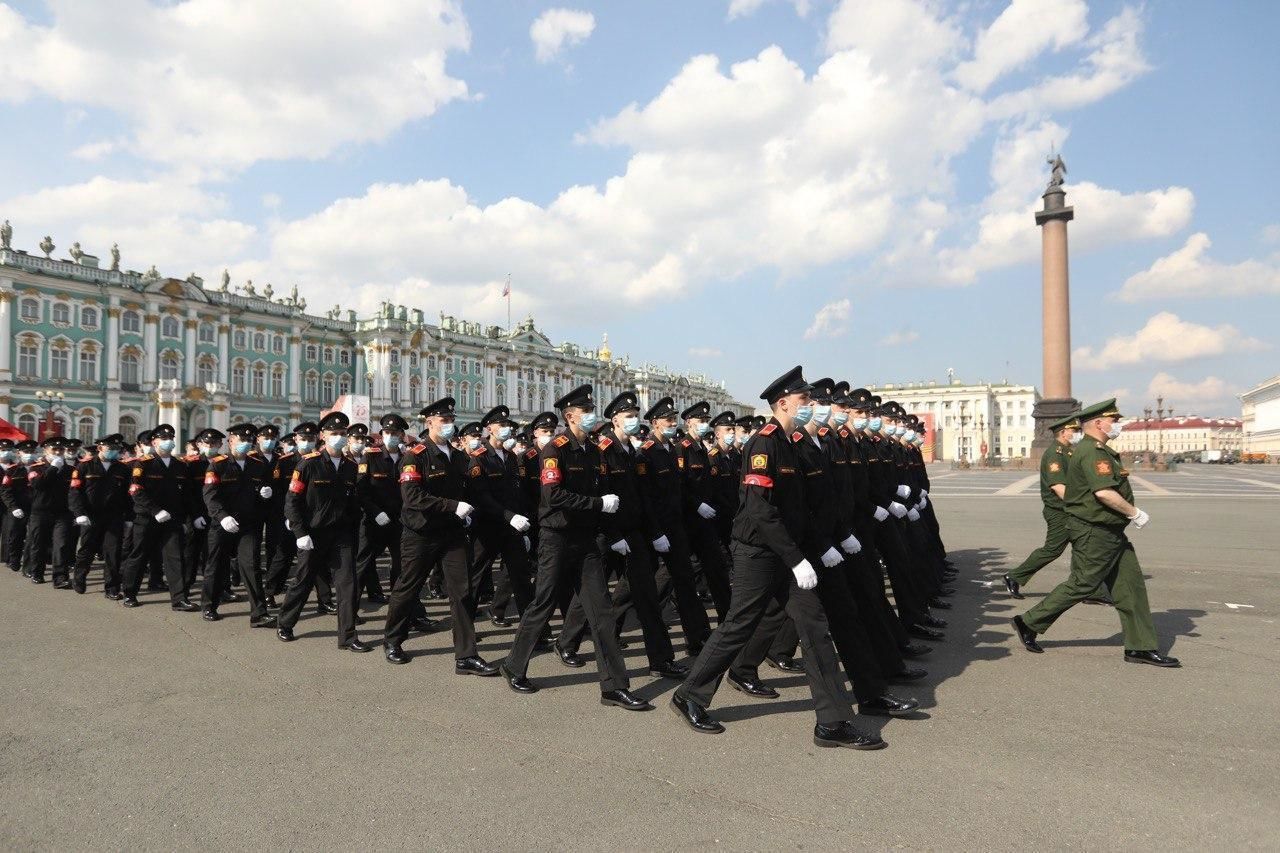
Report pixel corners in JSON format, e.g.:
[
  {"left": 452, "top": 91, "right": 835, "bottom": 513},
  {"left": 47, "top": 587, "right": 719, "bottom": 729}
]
[
  {"left": 27, "top": 470, "right": 40, "bottom": 482},
  {"left": 399, "top": 468, "right": 422, "bottom": 483},
  {"left": 128, "top": 483, "right": 142, "bottom": 496},
  {"left": 1, "top": 475, "right": 9, "bottom": 486},
  {"left": 540, "top": 468, "right": 561, "bottom": 485},
  {"left": 288, "top": 478, "right": 306, "bottom": 494},
  {"left": 203, "top": 471, "right": 220, "bottom": 486},
  {"left": 743, "top": 474, "right": 773, "bottom": 488}
]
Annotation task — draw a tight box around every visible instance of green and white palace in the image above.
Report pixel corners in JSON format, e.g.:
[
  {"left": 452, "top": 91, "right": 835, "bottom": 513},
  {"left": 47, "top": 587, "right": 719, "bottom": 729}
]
[{"left": 0, "top": 226, "right": 747, "bottom": 443}]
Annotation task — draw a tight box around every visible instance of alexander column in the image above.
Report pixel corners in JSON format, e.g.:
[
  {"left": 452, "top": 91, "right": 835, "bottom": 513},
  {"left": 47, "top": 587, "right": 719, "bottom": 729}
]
[{"left": 1031, "top": 154, "right": 1079, "bottom": 451}]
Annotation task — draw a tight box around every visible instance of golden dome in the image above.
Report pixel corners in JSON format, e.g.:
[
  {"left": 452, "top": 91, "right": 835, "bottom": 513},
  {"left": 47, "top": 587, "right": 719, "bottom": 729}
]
[{"left": 599, "top": 333, "right": 612, "bottom": 364}]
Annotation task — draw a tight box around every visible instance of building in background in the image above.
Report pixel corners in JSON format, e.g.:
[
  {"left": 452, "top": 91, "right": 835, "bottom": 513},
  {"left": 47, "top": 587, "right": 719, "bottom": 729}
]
[
  {"left": 867, "top": 378, "right": 1040, "bottom": 463},
  {"left": 1240, "top": 375, "right": 1280, "bottom": 456},
  {"left": 0, "top": 236, "right": 746, "bottom": 442},
  {"left": 1111, "top": 416, "right": 1243, "bottom": 455}
]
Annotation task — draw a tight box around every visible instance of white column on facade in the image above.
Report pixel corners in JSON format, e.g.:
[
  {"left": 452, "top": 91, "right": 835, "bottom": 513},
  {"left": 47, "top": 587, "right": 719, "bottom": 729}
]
[
  {"left": 105, "top": 391, "right": 120, "bottom": 432},
  {"left": 354, "top": 346, "right": 365, "bottom": 396},
  {"left": 106, "top": 296, "right": 120, "bottom": 385},
  {"left": 397, "top": 348, "right": 408, "bottom": 404},
  {"left": 419, "top": 347, "right": 431, "bottom": 404},
  {"left": 288, "top": 326, "right": 301, "bottom": 400},
  {"left": 183, "top": 308, "right": 197, "bottom": 386},
  {"left": 0, "top": 286, "right": 12, "bottom": 381},
  {"left": 143, "top": 300, "right": 159, "bottom": 385},
  {"left": 217, "top": 316, "right": 230, "bottom": 385},
  {"left": 437, "top": 347, "right": 446, "bottom": 397},
  {"left": 484, "top": 361, "right": 495, "bottom": 407}
]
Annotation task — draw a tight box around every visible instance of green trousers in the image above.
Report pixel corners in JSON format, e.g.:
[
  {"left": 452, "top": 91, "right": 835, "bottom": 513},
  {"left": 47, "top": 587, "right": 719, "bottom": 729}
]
[
  {"left": 1022, "top": 517, "right": 1158, "bottom": 651},
  {"left": 1008, "top": 506, "right": 1070, "bottom": 585}
]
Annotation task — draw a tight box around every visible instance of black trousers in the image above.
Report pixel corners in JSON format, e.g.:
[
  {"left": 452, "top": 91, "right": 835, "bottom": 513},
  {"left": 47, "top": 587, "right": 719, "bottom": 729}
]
[
  {"left": 561, "top": 534, "right": 675, "bottom": 667},
  {"left": 680, "top": 544, "right": 854, "bottom": 726},
  {"left": 651, "top": 528, "right": 713, "bottom": 650},
  {"left": 262, "top": 516, "right": 289, "bottom": 596},
  {"left": 202, "top": 525, "right": 268, "bottom": 619},
  {"left": 122, "top": 518, "right": 186, "bottom": 603},
  {"left": 873, "top": 520, "right": 930, "bottom": 627},
  {"left": 183, "top": 522, "right": 208, "bottom": 596},
  {"left": 73, "top": 517, "right": 124, "bottom": 593},
  {"left": 386, "top": 528, "right": 478, "bottom": 657},
  {"left": 60, "top": 523, "right": 79, "bottom": 581},
  {"left": 356, "top": 518, "right": 399, "bottom": 598},
  {"left": 278, "top": 526, "right": 358, "bottom": 645},
  {"left": 505, "top": 528, "right": 629, "bottom": 692},
  {"left": 21, "top": 510, "right": 73, "bottom": 581},
  {"left": 3, "top": 511, "right": 28, "bottom": 571},
  {"left": 685, "top": 515, "right": 732, "bottom": 621},
  {"left": 266, "top": 524, "right": 334, "bottom": 603},
  {"left": 472, "top": 524, "right": 535, "bottom": 620}
]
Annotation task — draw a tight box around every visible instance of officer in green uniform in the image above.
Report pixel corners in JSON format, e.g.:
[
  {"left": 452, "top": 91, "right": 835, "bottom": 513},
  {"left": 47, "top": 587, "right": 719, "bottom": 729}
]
[
  {"left": 1011, "top": 400, "right": 1180, "bottom": 667},
  {"left": 1004, "top": 413, "right": 1079, "bottom": 597}
]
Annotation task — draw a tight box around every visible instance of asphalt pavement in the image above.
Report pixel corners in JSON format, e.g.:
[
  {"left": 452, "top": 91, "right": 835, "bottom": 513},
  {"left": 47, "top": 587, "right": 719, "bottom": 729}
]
[{"left": 2, "top": 464, "right": 1277, "bottom": 850}]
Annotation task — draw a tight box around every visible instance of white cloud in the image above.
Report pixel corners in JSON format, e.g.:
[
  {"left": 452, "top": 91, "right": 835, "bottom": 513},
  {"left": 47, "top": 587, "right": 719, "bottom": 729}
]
[
  {"left": 0, "top": 1, "right": 470, "bottom": 171},
  {"left": 70, "top": 139, "right": 120, "bottom": 162},
  {"left": 954, "top": 0, "right": 1090, "bottom": 92},
  {"left": 804, "top": 299, "right": 851, "bottom": 340},
  {"left": 826, "top": 0, "right": 964, "bottom": 71},
  {"left": 530, "top": 8, "right": 595, "bottom": 63},
  {"left": 1145, "top": 373, "right": 1240, "bottom": 414},
  {"left": 881, "top": 330, "right": 920, "bottom": 345},
  {"left": 1074, "top": 312, "right": 1268, "bottom": 369},
  {"left": 689, "top": 346, "right": 723, "bottom": 358},
  {"left": 728, "top": 0, "right": 811, "bottom": 20},
  {"left": 1113, "top": 233, "right": 1280, "bottom": 302},
  {"left": 1262, "top": 224, "right": 1280, "bottom": 244}
]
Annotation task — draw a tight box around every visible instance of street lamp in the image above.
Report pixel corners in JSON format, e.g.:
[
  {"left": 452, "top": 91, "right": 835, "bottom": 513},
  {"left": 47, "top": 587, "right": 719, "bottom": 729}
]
[
  {"left": 1143, "top": 407, "right": 1152, "bottom": 456},
  {"left": 34, "top": 390, "right": 65, "bottom": 438},
  {"left": 1156, "top": 396, "right": 1165, "bottom": 457}
]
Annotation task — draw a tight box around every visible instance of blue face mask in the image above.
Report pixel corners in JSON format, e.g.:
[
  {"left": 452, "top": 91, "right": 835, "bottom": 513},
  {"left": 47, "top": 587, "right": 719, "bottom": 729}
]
[
  {"left": 232, "top": 441, "right": 252, "bottom": 456},
  {"left": 438, "top": 423, "right": 456, "bottom": 440},
  {"left": 831, "top": 412, "right": 849, "bottom": 427},
  {"left": 621, "top": 416, "right": 640, "bottom": 435},
  {"left": 812, "top": 405, "right": 832, "bottom": 426},
  {"left": 692, "top": 422, "right": 710, "bottom": 438},
  {"left": 503, "top": 438, "right": 517, "bottom": 450},
  {"left": 294, "top": 439, "right": 314, "bottom": 454},
  {"left": 384, "top": 435, "right": 401, "bottom": 450},
  {"left": 497, "top": 427, "right": 513, "bottom": 441},
  {"left": 20, "top": 452, "right": 36, "bottom": 464},
  {"left": 578, "top": 412, "right": 600, "bottom": 432},
  {"left": 895, "top": 425, "right": 906, "bottom": 437},
  {"left": 466, "top": 437, "right": 482, "bottom": 451},
  {"left": 0, "top": 450, "right": 15, "bottom": 462},
  {"left": 157, "top": 439, "right": 176, "bottom": 453},
  {"left": 904, "top": 430, "right": 917, "bottom": 442},
  {"left": 722, "top": 434, "right": 736, "bottom": 447},
  {"left": 852, "top": 417, "right": 868, "bottom": 431},
  {"left": 201, "top": 445, "right": 221, "bottom": 458},
  {"left": 258, "top": 438, "right": 276, "bottom": 452},
  {"left": 326, "top": 435, "right": 347, "bottom": 452},
  {"left": 868, "top": 418, "right": 882, "bottom": 433},
  {"left": 792, "top": 405, "right": 813, "bottom": 427},
  {"left": 102, "top": 448, "right": 121, "bottom": 461},
  {"left": 660, "top": 425, "right": 678, "bottom": 440}
]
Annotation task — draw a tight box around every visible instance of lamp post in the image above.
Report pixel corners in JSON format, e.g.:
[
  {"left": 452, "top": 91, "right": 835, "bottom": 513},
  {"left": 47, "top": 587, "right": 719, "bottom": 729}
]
[
  {"left": 34, "top": 390, "right": 65, "bottom": 438},
  {"left": 1142, "top": 407, "right": 1152, "bottom": 458},
  {"left": 1155, "top": 397, "right": 1165, "bottom": 457}
]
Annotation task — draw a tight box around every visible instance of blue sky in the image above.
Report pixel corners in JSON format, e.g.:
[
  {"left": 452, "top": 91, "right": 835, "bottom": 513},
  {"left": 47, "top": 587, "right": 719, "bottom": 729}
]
[{"left": 1, "top": 0, "right": 1276, "bottom": 415}]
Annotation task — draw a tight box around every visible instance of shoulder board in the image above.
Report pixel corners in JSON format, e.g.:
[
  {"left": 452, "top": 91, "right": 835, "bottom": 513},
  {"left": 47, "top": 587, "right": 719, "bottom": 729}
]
[
  {"left": 365, "top": 446, "right": 382, "bottom": 453},
  {"left": 818, "top": 426, "right": 829, "bottom": 437},
  {"left": 182, "top": 453, "right": 199, "bottom": 462},
  {"left": 280, "top": 451, "right": 295, "bottom": 458},
  {"left": 641, "top": 440, "right": 655, "bottom": 451},
  {"left": 791, "top": 430, "right": 804, "bottom": 442},
  {"left": 303, "top": 451, "right": 322, "bottom": 459},
  {"left": 837, "top": 426, "right": 851, "bottom": 438},
  {"left": 759, "top": 423, "right": 777, "bottom": 436},
  {"left": 553, "top": 435, "right": 570, "bottom": 447},
  {"left": 212, "top": 454, "right": 228, "bottom": 462},
  {"left": 597, "top": 436, "right": 613, "bottom": 450},
  {"left": 410, "top": 443, "right": 427, "bottom": 454},
  {"left": 470, "top": 447, "right": 487, "bottom": 458},
  {"left": 708, "top": 447, "right": 720, "bottom": 457},
  {"left": 1053, "top": 445, "right": 1064, "bottom": 454},
  {"left": 524, "top": 448, "right": 539, "bottom": 459},
  {"left": 680, "top": 438, "right": 693, "bottom": 448}
]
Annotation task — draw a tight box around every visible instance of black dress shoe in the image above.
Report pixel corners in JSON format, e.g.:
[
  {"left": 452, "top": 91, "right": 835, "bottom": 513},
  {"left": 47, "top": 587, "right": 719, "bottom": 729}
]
[
  {"left": 146, "top": 581, "right": 169, "bottom": 592},
  {"left": 277, "top": 626, "right": 295, "bottom": 642},
  {"left": 533, "top": 636, "right": 554, "bottom": 653},
  {"left": 264, "top": 595, "right": 279, "bottom": 610},
  {"left": 202, "top": 609, "right": 221, "bottom": 622},
  {"left": 455, "top": 656, "right": 499, "bottom": 676},
  {"left": 727, "top": 671, "right": 780, "bottom": 699},
  {"left": 121, "top": 595, "right": 140, "bottom": 608},
  {"left": 499, "top": 664, "right": 538, "bottom": 693},
  {"left": 171, "top": 599, "right": 200, "bottom": 612},
  {"left": 907, "top": 624, "right": 944, "bottom": 642},
  {"left": 53, "top": 578, "right": 72, "bottom": 590},
  {"left": 1124, "top": 650, "right": 1180, "bottom": 668},
  {"left": 1003, "top": 574, "right": 1024, "bottom": 599},
  {"left": 922, "top": 614, "right": 948, "bottom": 629},
  {"left": 1011, "top": 615, "right": 1043, "bottom": 653},
  {"left": 649, "top": 659, "right": 689, "bottom": 679},
  {"left": 554, "top": 641, "right": 585, "bottom": 668},
  {"left": 887, "top": 667, "right": 928, "bottom": 684},
  {"left": 104, "top": 590, "right": 123, "bottom": 601},
  {"left": 251, "top": 614, "right": 278, "bottom": 628},
  {"left": 487, "top": 605, "right": 512, "bottom": 627},
  {"left": 813, "top": 720, "right": 886, "bottom": 750},
  {"left": 685, "top": 643, "right": 704, "bottom": 659},
  {"left": 899, "top": 642, "right": 931, "bottom": 658},
  {"left": 384, "top": 644, "right": 409, "bottom": 664},
  {"left": 221, "top": 590, "right": 242, "bottom": 603},
  {"left": 316, "top": 600, "right": 338, "bottom": 615},
  {"left": 600, "top": 689, "right": 653, "bottom": 711},
  {"left": 31, "top": 575, "right": 46, "bottom": 584},
  {"left": 859, "top": 694, "right": 919, "bottom": 717},
  {"left": 669, "top": 692, "right": 724, "bottom": 734},
  {"left": 73, "top": 584, "right": 86, "bottom": 594},
  {"left": 409, "top": 615, "right": 436, "bottom": 633},
  {"left": 927, "top": 597, "right": 952, "bottom": 610},
  {"left": 367, "top": 591, "right": 388, "bottom": 605},
  {"left": 935, "top": 586, "right": 956, "bottom": 596},
  {"left": 341, "top": 638, "right": 373, "bottom": 653},
  {"left": 765, "top": 655, "right": 806, "bottom": 673}
]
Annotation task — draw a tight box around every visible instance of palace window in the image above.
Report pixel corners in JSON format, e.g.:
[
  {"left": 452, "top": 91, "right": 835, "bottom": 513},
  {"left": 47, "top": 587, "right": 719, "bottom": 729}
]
[
  {"left": 322, "top": 373, "right": 335, "bottom": 403},
  {"left": 495, "top": 364, "right": 505, "bottom": 378},
  {"left": 459, "top": 381, "right": 470, "bottom": 410},
  {"left": 428, "top": 355, "right": 437, "bottom": 370},
  {"left": 118, "top": 414, "right": 138, "bottom": 444},
  {"left": 50, "top": 345, "right": 70, "bottom": 380},
  {"left": 51, "top": 303, "right": 71, "bottom": 326},
  {"left": 78, "top": 415, "right": 96, "bottom": 446},
  {"left": 390, "top": 350, "right": 400, "bottom": 367},
  {"left": 410, "top": 377, "right": 421, "bottom": 406},
  {"left": 161, "top": 316, "right": 181, "bottom": 339},
  {"left": 197, "top": 357, "right": 216, "bottom": 387},
  {"left": 272, "top": 334, "right": 284, "bottom": 355},
  {"left": 338, "top": 374, "right": 351, "bottom": 396},
  {"left": 233, "top": 329, "right": 247, "bottom": 350},
  {"left": 79, "top": 348, "right": 98, "bottom": 382},
  {"left": 199, "top": 322, "right": 216, "bottom": 344},
  {"left": 18, "top": 339, "right": 40, "bottom": 377},
  {"left": 391, "top": 374, "right": 401, "bottom": 405},
  {"left": 409, "top": 352, "right": 419, "bottom": 370},
  {"left": 305, "top": 344, "right": 318, "bottom": 362},
  {"left": 271, "top": 366, "right": 285, "bottom": 398},
  {"left": 323, "top": 346, "right": 334, "bottom": 364},
  {"left": 121, "top": 310, "right": 141, "bottom": 333},
  {"left": 305, "top": 372, "right": 318, "bottom": 402},
  {"left": 253, "top": 332, "right": 266, "bottom": 352},
  {"left": 160, "top": 352, "right": 181, "bottom": 380},
  {"left": 81, "top": 306, "right": 99, "bottom": 329},
  {"left": 17, "top": 413, "right": 37, "bottom": 437},
  {"left": 445, "top": 357, "right": 454, "bottom": 372},
  {"left": 20, "top": 297, "right": 40, "bottom": 322},
  {"left": 120, "top": 351, "right": 140, "bottom": 385},
  {"left": 252, "top": 363, "right": 266, "bottom": 396},
  {"left": 232, "top": 361, "right": 247, "bottom": 395},
  {"left": 338, "top": 349, "right": 350, "bottom": 367}
]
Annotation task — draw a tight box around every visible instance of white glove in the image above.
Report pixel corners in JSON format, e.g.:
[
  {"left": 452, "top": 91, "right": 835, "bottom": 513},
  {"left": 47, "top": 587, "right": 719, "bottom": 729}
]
[
  {"left": 696, "top": 502, "right": 717, "bottom": 520},
  {"left": 509, "top": 514, "right": 531, "bottom": 532},
  {"left": 374, "top": 511, "right": 391, "bottom": 527},
  {"left": 820, "top": 547, "right": 842, "bottom": 568},
  {"left": 600, "top": 494, "right": 620, "bottom": 514},
  {"left": 873, "top": 506, "right": 890, "bottom": 522},
  {"left": 50, "top": 456, "right": 65, "bottom": 468},
  {"left": 11, "top": 508, "right": 23, "bottom": 519},
  {"left": 896, "top": 485, "right": 911, "bottom": 499},
  {"left": 463, "top": 515, "right": 472, "bottom": 528},
  {"left": 454, "top": 501, "right": 474, "bottom": 519},
  {"left": 921, "top": 489, "right": 928, "bottom": 499},
  {"left": 75, "top": 515, "right": 91, "bottom": 527},
  {"left": 193, "top": 517, "right": 207, "bottom": 530},
  {"left": 523, "top": 535, "right": 531, "bottom": 552},
  {"left": 888, "top": 502, "right": 907, "bottom": 518},
  {"left": 840, "top": 534, "right": 862, "bottom": 555},
  {"left": 791, "top": 559, "right": 818, "bottom": 590},
  {"left": 296, "top": 535, "right": 314, "bottom": 550},
  {"left": 907, "top": 508, "right": 921, "bottom": 522},
  {"left": 285, "top": 519, "right": 291, "bottom": 531},
  {"left": 220, "top": 516, "right": 240, "bottom": 533},
  {"left": 652, "top": 535, "right": 671, "bottom": 553},
  {"left": 1129, "top": 508, "right": 1150, "bottom": 529},
  {"left": 259, "top": 486, "right": 272, "bottom": 500},
  {"left": 919, "top": 495, "right": 929, "bottom": 510},
  {"left": 611, "top": 539, "right": 631, "bottom": 555},
  {"left": 154, "top": 510, "right": 171, "bottom": 523}
]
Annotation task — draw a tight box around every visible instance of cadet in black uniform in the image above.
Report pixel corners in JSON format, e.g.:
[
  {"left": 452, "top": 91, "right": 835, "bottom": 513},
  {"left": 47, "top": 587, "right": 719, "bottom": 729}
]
[
  {"left": 121, "top": 424, "right": 196, "bottom": 610},
  {"left": 383, "top": 397, "right": 497, "bottom": 675},
  {"left": 1, "top": 438, "right": 35, "bottom": 574},
  {"left": 58, "top": 438, "right": 83, "bottom": 584},
  {"left": 344, "top": 421, "right": 385, "bottom": 604},
  {"left": 69, "top": 434, "right": 132, "bottom": 598},
  {"left": 637, "top": 396, "right": 715, "bottom": 656},
  {"left": 557, "top": 391, "right": 688, "bottom": 680},
  {"left": 181, "top": 429, "right": 221, "bottom": 603},
  {"left": 201, "top": 423, "right": 275, "bottom": 625},
  {"left": 672, "top": 366, "right": 883, "bottom": 750},
  {"left": 277, "top": 411, "right": 369, "bottom": 651},
  {"left": 499, "top": 384, "right": 650, "bottom": 710},
  {"left": 20, "top": 437, "right": 73, "bottom": 585},
  {"left": 356, "top": 414, "right": 410, "bottom": 607},
  {"left": 675, "top": 401, "right": 732, "bottom": 619},
  {"left": 707, "top": 410, "right": 740, "bottom": 551}
]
